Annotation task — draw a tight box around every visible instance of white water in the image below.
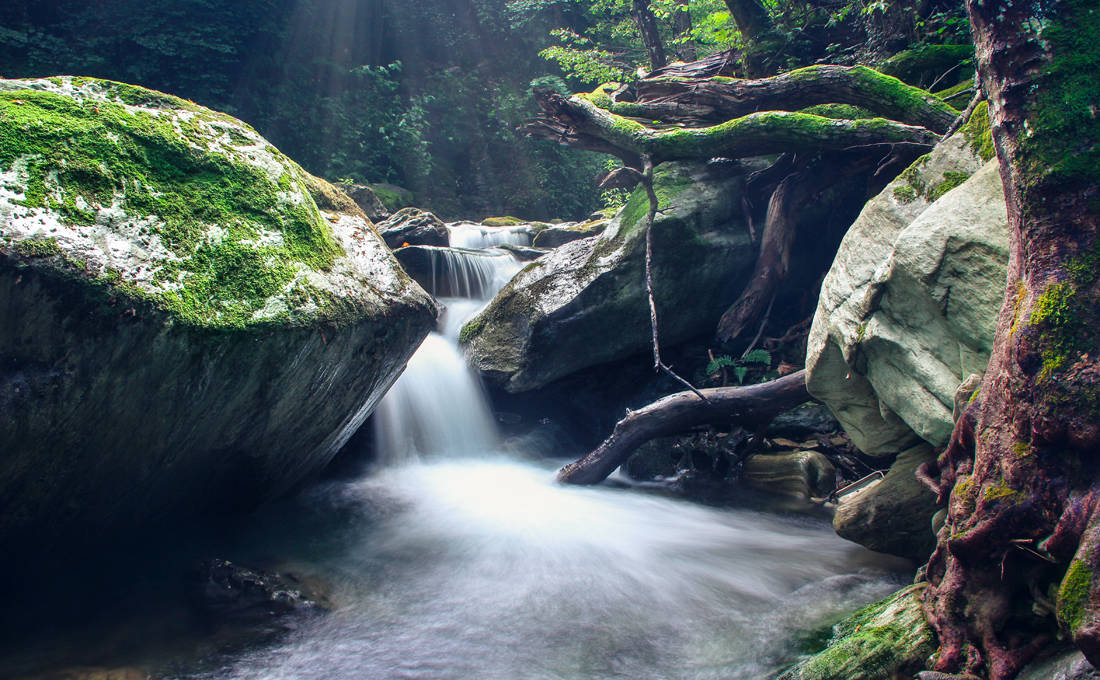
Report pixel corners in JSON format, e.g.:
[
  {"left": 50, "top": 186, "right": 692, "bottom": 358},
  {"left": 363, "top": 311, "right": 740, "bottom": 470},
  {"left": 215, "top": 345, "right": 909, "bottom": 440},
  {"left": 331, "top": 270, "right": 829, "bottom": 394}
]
[
  {"left": 181, "top": 230, "right": 904, "bottom": 680},
  {"left": 448, "top": 222, "right": 532, "bottom": 249}
]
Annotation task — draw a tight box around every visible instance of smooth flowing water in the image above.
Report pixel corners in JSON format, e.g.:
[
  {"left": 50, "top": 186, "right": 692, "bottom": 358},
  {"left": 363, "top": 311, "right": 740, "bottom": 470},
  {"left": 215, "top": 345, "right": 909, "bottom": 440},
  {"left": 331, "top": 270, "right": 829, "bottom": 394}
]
[
  {"left": 178, "top": 234, "right": 903, "bottom": 680},
  {"left": 1, "top": 230, "right": 905, "bottom": 680}
]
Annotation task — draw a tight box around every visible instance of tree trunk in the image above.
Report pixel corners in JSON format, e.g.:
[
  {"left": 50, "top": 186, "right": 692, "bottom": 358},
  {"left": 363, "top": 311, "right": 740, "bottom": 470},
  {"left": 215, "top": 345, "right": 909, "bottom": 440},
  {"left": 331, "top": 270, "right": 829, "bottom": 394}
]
[
  {"left": 723, "top": 0, "right": 775, "bottom": 45},
  {"left": 525, "top": 93, "right": 939, "bottom": 165},
  {"left": 920, "top": 2, "right": 1100, "bottom": 678},
  {"left": 557, "top": 371, "right": 809, "bottom": 485},
  {"left": 673, "top": 0, "right": 696, "bottom": 62},
  {"left": 722, "top": 0, "right": 780, "bottom": 76},
  {"left": 631, "top": 64, "right": 959, "bottom": 133},
  {"left": 632, "top": 0, "right": 667, "bottom": 71}
]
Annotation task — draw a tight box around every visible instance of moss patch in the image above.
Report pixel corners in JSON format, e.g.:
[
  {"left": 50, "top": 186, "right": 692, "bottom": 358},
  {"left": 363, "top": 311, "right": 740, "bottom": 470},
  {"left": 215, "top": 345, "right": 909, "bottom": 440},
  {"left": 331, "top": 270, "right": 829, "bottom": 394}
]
[
  {"left": 1058, "top": 559, "right": 1093, "bottom": 632},
  {"left": 962, "top": 101, "right": 995, "bottom": 162},
  {"left": 482, "top": 216, "right": 525, "bottom": 227},
  {"left": 0, "top": 79, "right": 347, "bottom": 329},
  {"left": 1015, "top": 1, "right": 1100, "bottom": 205},
  {"left": 780, "top": 585, "right": 935, "bottom": 680},
  {"left": 1030, "top": 282, "right": 1085, "bottom": 380},
  {"left": 929, "top": 171, "right": 973, "bottom": 201}
]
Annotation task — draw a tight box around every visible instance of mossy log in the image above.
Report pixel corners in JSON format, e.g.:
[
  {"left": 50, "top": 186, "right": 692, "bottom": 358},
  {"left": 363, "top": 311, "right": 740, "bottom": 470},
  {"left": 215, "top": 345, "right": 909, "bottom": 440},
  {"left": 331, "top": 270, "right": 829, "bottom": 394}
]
[
  {"left": 557, "top": 370, "right": 809, "bottom": 485},
  {"left": 526, "top": 92, "right": 940, "bottom": 165},
  {"left": 626, "top": 65, "right": 959, "bottom": 132}
]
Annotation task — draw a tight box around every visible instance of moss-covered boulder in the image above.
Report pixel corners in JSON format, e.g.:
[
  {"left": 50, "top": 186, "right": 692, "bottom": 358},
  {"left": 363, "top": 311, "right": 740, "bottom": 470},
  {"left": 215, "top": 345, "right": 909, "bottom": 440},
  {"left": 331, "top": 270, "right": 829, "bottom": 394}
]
[
  {"left": 461, "top": 160, "right": 755, "bottom": 392},
  {"left": 805, "top": 113, "right": 1003, "bottom": 456},
  {"left": 778, "top": 584, "right": 936, "bottom": 680},
  {"left": 0, "top": 77, "right": 436, "bottom": 549}
]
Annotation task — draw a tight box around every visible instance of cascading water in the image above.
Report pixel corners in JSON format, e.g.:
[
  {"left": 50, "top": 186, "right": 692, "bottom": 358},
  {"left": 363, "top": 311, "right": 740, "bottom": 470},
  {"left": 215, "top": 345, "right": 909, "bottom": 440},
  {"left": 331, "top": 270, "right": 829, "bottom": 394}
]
[
  {"left": 171, "top": 228, "right": 907, "bottom": 680},
  {"left": 371, "top": 232, "right": 521, "bottom": 466},
  {"left": 447, "top": 222, "right": 532, "bottom": 249},
  {"left": 11, "top": 227, "right": 908, "bottom": 680}
]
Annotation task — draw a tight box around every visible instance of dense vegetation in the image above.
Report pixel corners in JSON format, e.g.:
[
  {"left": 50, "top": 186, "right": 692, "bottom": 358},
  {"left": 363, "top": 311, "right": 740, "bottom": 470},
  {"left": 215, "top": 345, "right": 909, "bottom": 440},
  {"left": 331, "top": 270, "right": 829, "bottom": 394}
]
[{"left": 0, "top": 0, "right": 969, "bottom": 220}]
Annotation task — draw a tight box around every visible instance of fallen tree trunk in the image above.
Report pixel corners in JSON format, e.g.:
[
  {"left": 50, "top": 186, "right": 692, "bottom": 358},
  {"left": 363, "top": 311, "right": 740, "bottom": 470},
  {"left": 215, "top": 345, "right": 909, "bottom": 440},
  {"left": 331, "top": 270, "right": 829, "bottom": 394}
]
[
  {"left": 526, "top": 93, "right": 939, "bottom": 165},
  {"left": 627, "top": 65, "right": 959, "bottom": 132},
  {"left": 557, "top": 370, "right": 809, "bottom": 485}
]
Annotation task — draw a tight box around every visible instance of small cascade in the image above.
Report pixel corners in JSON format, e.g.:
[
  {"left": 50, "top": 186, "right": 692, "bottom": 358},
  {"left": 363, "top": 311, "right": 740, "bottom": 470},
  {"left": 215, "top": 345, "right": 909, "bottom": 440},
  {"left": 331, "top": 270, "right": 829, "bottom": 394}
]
[
  {"left": 448, "top": 223, "right": 532, "bottom": 249},
  {"left": 373, "top": 233, "right": 522, "bottom": 466},
  {"left": 412, "top": 247, "right": 521, "bottom": 299}
]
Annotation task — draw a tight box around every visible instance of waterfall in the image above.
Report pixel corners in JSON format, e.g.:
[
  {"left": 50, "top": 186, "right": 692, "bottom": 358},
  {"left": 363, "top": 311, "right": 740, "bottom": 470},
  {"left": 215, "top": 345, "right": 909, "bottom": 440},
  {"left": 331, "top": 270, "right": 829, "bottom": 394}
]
[
  {"left": 448, "top": 223, "right": 532, "bottom": 249},
  {"left": 373, "top": 240, "right": 522, "bottom": 466}
]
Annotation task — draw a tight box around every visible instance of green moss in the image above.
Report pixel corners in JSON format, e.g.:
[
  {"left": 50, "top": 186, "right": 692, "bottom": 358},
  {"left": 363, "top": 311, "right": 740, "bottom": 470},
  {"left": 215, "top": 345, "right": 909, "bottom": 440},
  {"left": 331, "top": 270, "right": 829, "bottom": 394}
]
[
  {"left": 1012, "top": 441, "right": 1032, "bottom": 457},
  {"left": 879, "top": 45, "right": 975, "bottom": 85},
  {"left": 782, "top": 586, "right": 935, "bottom": 680},
  {"left": 898, "top": 153, "right": 931, "bottom": 197},
  {"left": 1015, "top": 1, "right": 1100, "bottom": 204},
  {"left": 1030, "top": 282, "right": 1084, "bottom": 380},
  {"left": 0, "top": 80, "right": 346, "bottom": 329},
  {"left": 12, "top": 237, "right": 62, "bottom": 257},
  {"left": 616, "top": 164, "right": 695, "bottom": 235},
  {"left": 929, "top": 171, "right": 973, "bottom": 201},
  {"left": 1067, "top": 240, "right": 1100, "bottom": 285},
  {"left": 372, "top": 187, "right": 407, "bottom": 212},
  {"left": 482, "top": 216, "right": 525, "bottom": 227},
  {"left": 855, "top": 322, "right": 868, "bottom": 342},
  {"left": 893, "top": 185, "right": 918, "bottom": 204},
  {"left": 983, "top": 479, "right": 1023, "bottom": 505},
  {"left": 800, "top": 103, "right": 872, "bottom": 120},
  {"left": 962, "top": 101, "right": 995, "bottom": 162},
  {"left": 935, "top": 80, "right": 976, "bottom": 109},
  {"left": 1058, "top": 559, "right": 1094, "bottom": 631},
  {"left": 459, "top": 316, "right": 486, "bottom": 344}
]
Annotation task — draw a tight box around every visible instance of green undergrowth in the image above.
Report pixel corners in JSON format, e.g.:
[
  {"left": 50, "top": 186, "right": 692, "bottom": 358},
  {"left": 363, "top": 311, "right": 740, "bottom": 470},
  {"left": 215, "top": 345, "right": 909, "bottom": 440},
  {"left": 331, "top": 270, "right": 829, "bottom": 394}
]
[{"left": 0, "top": 80, "right": 347, "bottom": 329}]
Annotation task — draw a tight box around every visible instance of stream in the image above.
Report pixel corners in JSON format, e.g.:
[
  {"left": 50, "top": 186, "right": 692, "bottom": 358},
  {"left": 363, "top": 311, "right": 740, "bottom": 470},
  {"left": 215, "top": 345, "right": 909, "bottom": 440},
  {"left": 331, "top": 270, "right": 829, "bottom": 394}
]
[{"left": 2, "top": 227, "right": 906, "bottom": 680}]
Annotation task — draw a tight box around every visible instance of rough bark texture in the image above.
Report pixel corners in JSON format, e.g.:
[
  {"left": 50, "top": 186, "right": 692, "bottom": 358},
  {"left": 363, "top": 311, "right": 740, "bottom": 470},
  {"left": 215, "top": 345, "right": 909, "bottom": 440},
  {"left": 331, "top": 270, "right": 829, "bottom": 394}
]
[
  {"left": 672, "top": 0, "right": 696, "bottom": 62},
  {"left": 630, "top": 65, "right": 959, "bottom": 132},
  {"left": 557, "top": 370, "right": 809, "bottom": 485},
  {"left": 632, "top": 0, "right": 667, "bottom": 70},
  {"left": 722, "top": 0, "right": 780, "bottom": 76},
  {"left": 526, "top": 92, "right": 939, "bottom": 165},
  {"left": 920, "top": 1, "right": 1100, "bottom": 678}
]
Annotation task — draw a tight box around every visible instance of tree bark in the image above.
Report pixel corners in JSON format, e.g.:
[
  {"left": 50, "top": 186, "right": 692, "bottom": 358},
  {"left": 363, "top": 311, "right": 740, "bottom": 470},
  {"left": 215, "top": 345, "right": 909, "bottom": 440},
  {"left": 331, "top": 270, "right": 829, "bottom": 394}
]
[
  {"left": 632, "top": 0, "right": 667, "bottom": 71},
  {"left": 557, "top": 371, "right": 809, "bottom": 485},
  {"left": 630, "top": 65, "right": 959, "bottom": 133},
  {"left": 722, "top": 0, "right": 780, "bottom": 76},
  {"left": 672, "top": 0, "right": 696, "bottom": 62},
  {"left": 525, "top": 92, "right": 939, "bottom": 165},
  {"left": 722, "top": 0, "right": 774, "bottom": 45},
  {"left": 920, "top": 2, "right": 1100, "bottom": 678}
]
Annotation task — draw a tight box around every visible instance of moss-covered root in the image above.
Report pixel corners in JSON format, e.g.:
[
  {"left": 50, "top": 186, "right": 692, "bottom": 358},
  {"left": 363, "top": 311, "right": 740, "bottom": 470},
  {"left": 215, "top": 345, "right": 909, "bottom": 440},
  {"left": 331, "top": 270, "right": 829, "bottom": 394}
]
[
  {"left": 527, "top": 92, "right": 939, "bottom": 165},
  {"left": 1057, "top": 502, "right": 1100, "bottom": 663},
  {"left": 778, "top": 585, "right": 936, "bottom": 680},
  {"left": 620, "top": 64, "right": 959, "bottom": 133}
]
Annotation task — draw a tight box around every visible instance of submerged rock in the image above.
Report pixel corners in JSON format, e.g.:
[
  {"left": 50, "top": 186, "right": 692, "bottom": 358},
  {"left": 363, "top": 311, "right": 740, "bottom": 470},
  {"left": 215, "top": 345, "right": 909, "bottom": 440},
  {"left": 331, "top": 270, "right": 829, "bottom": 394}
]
[
  {"left": 0, "top": 77, "right": 436, "bottom": 550},
  {"left": 832, "top": 445, "right": 940, "bottom": 562},
  {"left": 742, "top": 451, "right": 836, "bottom": 501},
  {"left": 806, "top": 121, "right": 1006, "bottom": 456},
  {"left": 376, "top": 207, "right": 449, "bottom": 249},
  {"left": 779, "top": 584, "right": 936, "bottom": 680},
  {"left": 190, "top": 559, "right": 327, "bottom": 628},
  {"left": 462, "top": 160, "right": 755, "bottom": 392}
]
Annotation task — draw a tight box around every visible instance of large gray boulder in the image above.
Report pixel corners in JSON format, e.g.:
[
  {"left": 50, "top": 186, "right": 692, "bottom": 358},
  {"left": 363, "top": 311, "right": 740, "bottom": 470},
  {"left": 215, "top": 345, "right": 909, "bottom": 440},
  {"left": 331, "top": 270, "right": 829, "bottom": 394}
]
[
  {"left": 0, "top": 77, "right": 436, "bottom": 549},
  {"left": 461, "top": 161, "right": 755, "bottom": 392},
  {"left": 806, "top": 126, "right": 1007, "bottom": 456}
]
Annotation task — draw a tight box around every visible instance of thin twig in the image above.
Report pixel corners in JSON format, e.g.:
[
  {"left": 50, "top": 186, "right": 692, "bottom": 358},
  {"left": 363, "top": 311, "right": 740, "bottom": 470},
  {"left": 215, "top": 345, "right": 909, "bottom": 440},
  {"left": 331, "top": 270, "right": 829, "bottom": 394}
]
[
  {"left": 928, "top": 62, "right": 963, "bottom": 93},
  {"left": 940, "top": 87, "right": 984, "bottom": 143},
  {"left": 641, "top": 154, "right": 708, "bottom": 402}
]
